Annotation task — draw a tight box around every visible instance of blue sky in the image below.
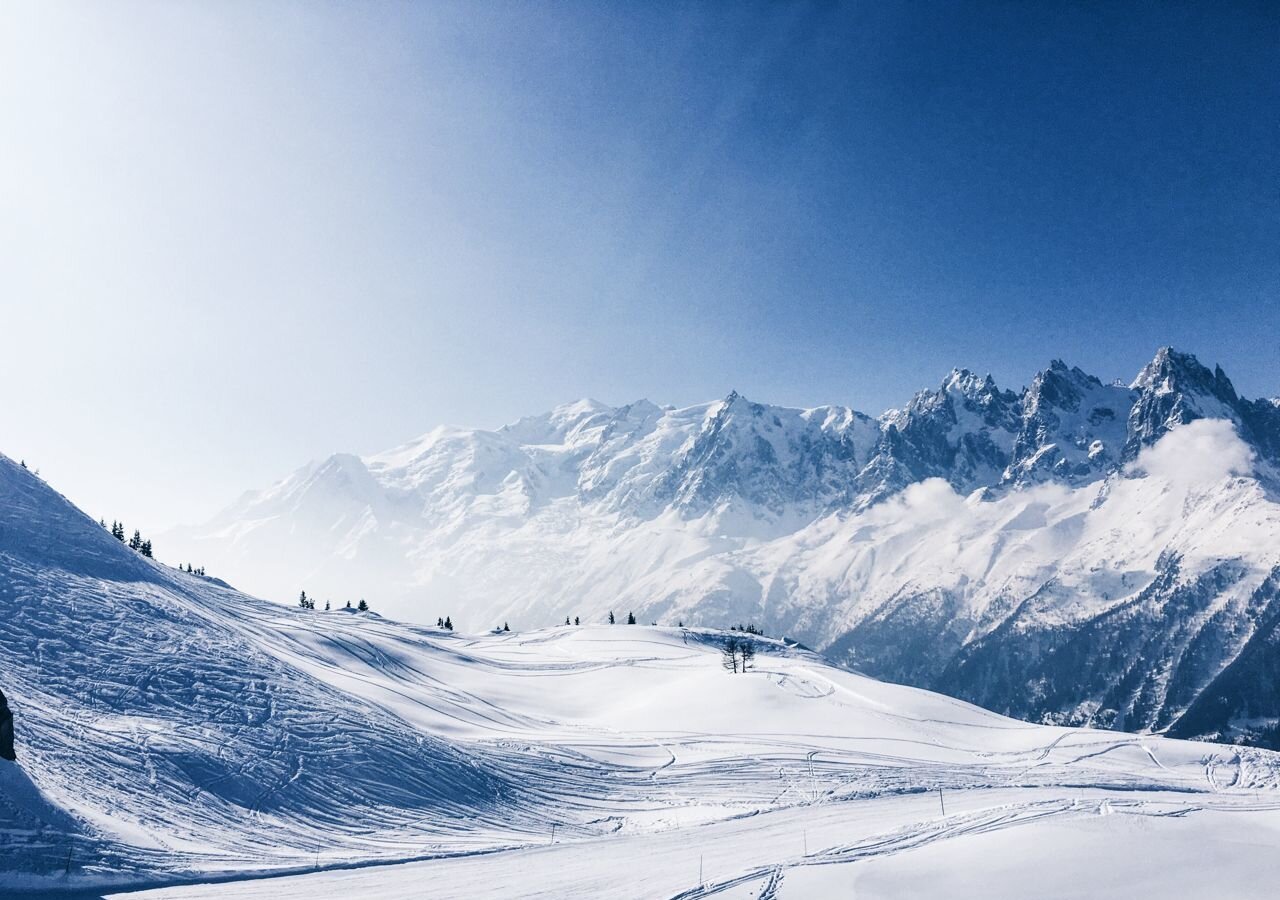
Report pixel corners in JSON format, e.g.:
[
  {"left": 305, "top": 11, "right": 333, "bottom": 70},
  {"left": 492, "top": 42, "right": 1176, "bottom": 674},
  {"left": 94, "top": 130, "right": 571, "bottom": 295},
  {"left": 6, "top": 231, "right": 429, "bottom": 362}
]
[{"left": 1, "top": 1, "right": 1276, "bottom": 530}]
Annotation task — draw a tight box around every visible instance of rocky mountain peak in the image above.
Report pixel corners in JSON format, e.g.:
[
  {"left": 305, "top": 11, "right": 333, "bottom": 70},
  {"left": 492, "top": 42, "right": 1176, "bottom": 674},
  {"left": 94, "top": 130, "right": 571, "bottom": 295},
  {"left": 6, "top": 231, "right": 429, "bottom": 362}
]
[
  {"left": 1004, "top": 361, "right": 1134, "bottom": 485},
  {"left": 1125, "top": 348, "right": 1244, "bottom": 458}
]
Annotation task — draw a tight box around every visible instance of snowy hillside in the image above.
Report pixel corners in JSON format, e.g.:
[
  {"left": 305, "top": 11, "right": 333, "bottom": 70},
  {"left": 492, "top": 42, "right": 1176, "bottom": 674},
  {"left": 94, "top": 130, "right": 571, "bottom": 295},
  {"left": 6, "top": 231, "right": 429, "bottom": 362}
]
[
  {"left": 162, "top": 348, "right": 1280, "bottom": 745},
  {"left": 6, "top": 451, "right": 1280, "bottom": 897}
]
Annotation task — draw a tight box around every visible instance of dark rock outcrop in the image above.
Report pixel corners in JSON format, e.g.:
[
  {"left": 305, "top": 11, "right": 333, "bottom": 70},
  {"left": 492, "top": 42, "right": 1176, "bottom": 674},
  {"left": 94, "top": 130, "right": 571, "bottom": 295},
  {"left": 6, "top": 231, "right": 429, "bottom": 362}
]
[{"left": 0, "top": 688, "right": 14, "bottom": 761}]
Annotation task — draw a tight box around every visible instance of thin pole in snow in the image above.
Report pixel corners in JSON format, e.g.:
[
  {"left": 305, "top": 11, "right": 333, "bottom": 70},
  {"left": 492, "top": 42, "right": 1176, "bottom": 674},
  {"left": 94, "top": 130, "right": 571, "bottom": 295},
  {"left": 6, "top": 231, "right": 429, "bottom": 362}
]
[
  {"left": 803, "top": 829, "right": 808, "bottom": 856},
  {"left": 65, "top": 845, "right": 73, "bottom": 875},
  {"left": 938, "top": 787, "right": 946, "bottom": 816},
  {"left": 551, "top": 823, "right": 558, "bottom": 844},
  {"left": 699, "top": 854, "right": 703, "bottom": 888}
]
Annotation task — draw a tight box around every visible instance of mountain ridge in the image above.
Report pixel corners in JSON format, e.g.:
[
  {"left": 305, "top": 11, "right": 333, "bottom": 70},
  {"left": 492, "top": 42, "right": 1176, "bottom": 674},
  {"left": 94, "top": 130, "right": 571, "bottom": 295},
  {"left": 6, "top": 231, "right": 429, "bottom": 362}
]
[{"left": 161, "top": 347, "right": 1280, "bottom": 745}]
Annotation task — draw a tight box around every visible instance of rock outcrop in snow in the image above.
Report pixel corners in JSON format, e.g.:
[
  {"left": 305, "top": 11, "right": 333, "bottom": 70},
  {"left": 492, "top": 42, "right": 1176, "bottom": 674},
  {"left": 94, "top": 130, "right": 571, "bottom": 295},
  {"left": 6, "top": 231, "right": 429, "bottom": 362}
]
[
  {"left": 0, "top": 688, "right": 14, "bottom": 761},
  {"left": 161, "top": 348, "right": 1280, "bottom": 746}
]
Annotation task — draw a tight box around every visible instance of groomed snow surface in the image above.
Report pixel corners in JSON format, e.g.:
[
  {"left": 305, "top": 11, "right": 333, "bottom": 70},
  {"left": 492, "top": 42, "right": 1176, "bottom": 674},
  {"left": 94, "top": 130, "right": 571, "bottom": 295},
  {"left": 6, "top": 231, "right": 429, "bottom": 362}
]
[
  {"left": 9, "top": 619, "right": 1280, "bottom": 898},
  {"left": 5, "top": 454, "right": 1280, "bottom": 898}
]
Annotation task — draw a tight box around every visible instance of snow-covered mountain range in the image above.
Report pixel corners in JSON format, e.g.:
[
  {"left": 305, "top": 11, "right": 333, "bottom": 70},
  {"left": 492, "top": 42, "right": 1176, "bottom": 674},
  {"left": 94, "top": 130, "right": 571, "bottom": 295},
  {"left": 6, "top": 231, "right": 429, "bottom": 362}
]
[
  {"left": 162, "top": 348, "right": 1280, "bottom": 746},
  {"left": 4, "top": 449, "right": 1280, "bottom": 897}
]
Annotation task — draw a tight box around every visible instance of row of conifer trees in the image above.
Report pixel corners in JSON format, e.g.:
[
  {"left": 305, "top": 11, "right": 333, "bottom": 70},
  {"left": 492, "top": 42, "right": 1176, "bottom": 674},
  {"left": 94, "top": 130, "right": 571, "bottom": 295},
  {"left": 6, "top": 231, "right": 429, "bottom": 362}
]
[
  {"left": 102, "top": 519, "right": 153, "bottom": 558},
  {"left": 298, "top": 590, "right": 368, "bottom": 612}
]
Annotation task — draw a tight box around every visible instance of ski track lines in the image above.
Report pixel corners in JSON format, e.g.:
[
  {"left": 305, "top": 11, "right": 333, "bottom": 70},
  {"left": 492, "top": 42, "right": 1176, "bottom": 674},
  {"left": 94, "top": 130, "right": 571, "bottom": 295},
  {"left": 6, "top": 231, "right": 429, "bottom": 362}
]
[{"left": 95, "top": 791, "right": 1280, "bottom": 900}]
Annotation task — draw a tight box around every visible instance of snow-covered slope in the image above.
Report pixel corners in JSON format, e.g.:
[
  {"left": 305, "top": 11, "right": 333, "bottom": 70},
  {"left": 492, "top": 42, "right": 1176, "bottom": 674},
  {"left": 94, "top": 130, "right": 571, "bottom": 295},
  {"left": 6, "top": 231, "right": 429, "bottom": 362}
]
[
  {"left": 161, "top": 348, "right": 1280, "bottom": 745},
  {"left": 6, "top": 451, "right": 1280, "bottom": 897}
]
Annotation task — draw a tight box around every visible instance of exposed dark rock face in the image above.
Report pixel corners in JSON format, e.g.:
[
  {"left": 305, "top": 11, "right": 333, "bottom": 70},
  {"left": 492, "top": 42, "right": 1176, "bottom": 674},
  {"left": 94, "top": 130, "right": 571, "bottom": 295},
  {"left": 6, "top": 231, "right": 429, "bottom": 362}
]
[
  {"left": 1167, "top": 567, "right": 1280, "bottom": 747},
  {"left": 1125, "top": 347, "right": 1280, "bottom": 464},
  {"left": 925, "top": 557, "right": 1253, "bottom": 732},
  {"left": 1004, "top": 360, "right": 1135, "bottom": 485},
  {"left": 860, "top": 370, "right": 1022, "bottom": 502},
  {"left": 0, "top": 688, "right": 14, "bottom": 761}
]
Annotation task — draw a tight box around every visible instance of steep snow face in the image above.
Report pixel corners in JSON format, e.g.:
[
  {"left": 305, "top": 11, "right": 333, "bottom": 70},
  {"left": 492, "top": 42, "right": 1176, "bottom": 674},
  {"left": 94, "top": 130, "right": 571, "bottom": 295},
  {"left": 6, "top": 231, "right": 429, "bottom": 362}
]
[
  {"left": 4, "top": 451, "right": 1280, "bottom": 894},
  {"left": 0, "top": 455, "right": 517, "bottom": 885},
  {"left": 649, "top": 393, "right": 878, "bottom": 518},
  {"left": 160, "top": 349, "right": 1280, "bottom": 744}
]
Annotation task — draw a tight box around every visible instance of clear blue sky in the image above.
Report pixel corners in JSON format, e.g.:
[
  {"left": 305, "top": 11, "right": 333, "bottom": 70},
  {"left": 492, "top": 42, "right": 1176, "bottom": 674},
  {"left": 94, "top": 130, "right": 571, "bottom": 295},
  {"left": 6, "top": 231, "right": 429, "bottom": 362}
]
[{"left": 1, "top": 1, "right": 1276, "bottom": 531}]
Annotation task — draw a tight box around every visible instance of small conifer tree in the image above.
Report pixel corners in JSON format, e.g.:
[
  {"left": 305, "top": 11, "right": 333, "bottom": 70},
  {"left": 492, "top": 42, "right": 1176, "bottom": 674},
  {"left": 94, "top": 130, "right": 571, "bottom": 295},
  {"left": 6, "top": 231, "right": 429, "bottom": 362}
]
[
  {"left": 608, "top": 611, "right": 615, "bottom": 624},
  {"left": 357, "top": 598, "right": 369, "bottom": 612},
  {"left": 627, "top": 611, "right": 636, "bottom": 625}
]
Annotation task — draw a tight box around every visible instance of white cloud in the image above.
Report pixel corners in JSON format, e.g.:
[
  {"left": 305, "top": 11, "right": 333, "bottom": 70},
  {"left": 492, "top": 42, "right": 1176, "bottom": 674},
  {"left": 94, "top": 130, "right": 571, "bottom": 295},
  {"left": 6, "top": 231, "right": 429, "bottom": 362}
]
[{"left": 1127, "top": 418, "right": 1254, "bottom": 487}]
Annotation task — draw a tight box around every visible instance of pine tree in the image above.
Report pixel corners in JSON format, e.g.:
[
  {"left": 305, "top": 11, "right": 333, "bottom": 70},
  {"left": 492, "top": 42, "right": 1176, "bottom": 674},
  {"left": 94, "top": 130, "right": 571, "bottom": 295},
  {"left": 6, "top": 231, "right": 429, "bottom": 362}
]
[
  {"left": 565, "top": 617, "right": 571, "bottom": 626},
  {"left": 574, "top": 616, "right": 580, "bottom": 626},
  {"left": 299, "top": 590, "right": 309, "bottom": 609},
  {"left": 740, "top": 640, "right": 756, "bottom": 671},
  {"left": 140, "top": 539, "right": 153, "bottom": 558},
  {"left": 437, "top": 617, "right": 444, "bottom": 627},
  {"left": 324, "top": 599, "right": 330, "bottom": 611},
  {"left": 345, "top": 600, "right": 352, "bottom": 609},
  {"left": 20, "top": 460, "right": 26, "bottom": 468},
  {"left": 357, "top": 598, "right": 369, "bottom": 612},
  {"left": 627, "top": 611, "right": 636, "bottom": 625},
  {"left": 129, "top": 530, "right": 142, "bottom": 551},
  {"left": 608, "top": 611, "right": 615, "bottom": 625},
  {"left": 503, "top": 622, "right": 510, "bottom": 632},
  {"left": 444, "top": 616, "right": 453, "bottom": 631}
]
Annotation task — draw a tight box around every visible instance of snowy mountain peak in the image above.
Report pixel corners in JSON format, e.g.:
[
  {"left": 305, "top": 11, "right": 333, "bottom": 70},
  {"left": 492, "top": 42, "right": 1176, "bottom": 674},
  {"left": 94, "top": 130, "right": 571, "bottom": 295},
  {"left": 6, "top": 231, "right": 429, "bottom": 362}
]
[
  {"left": 941, "top": 367, "right": 1001, "bottom": 399},
  {"left": 497, "top": 397, "right": 616, "bottom": 447},
  {"left": 648, "top": 392, "right": 866, "bottom": 517}
]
